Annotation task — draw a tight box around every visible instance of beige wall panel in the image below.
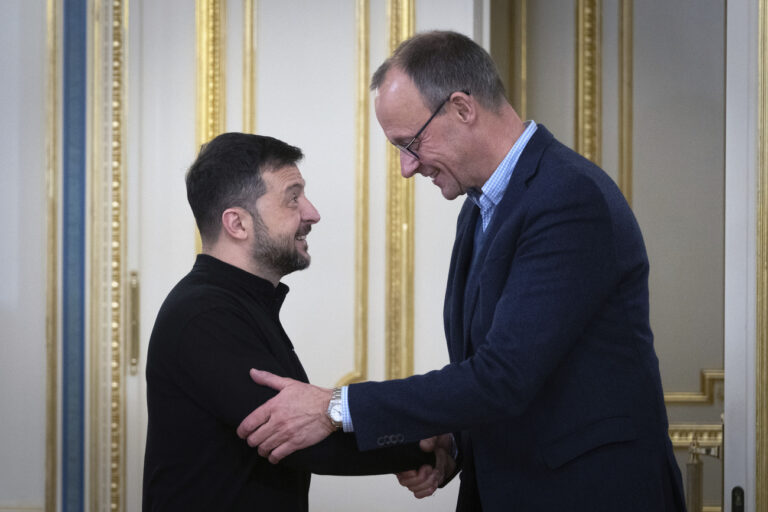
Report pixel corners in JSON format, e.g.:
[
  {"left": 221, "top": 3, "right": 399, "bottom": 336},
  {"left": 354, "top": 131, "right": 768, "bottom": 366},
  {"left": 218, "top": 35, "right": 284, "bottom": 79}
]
[
  {"left": 0, "top": 1, "right": 48, "bottom": 510},
  {"left": 526, "top": 0, "right": 575, "bottom": 147},
  {"left": 633, "top": 1, "right": 726, "bottom": 507},
  {"left": 632, "top": 0, "right": 725, "bottom": 396},
  {"left": 124, "top": 0, "right": 198, "bottom": 509}
]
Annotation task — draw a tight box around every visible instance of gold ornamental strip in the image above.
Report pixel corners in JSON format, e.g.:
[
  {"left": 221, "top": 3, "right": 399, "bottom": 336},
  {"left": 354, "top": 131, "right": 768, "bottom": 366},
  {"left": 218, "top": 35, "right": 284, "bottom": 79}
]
[
  {"left": 668, "top": 424, "right": 722, "bottom": 449},
  {"left": 109, "top": 2, "right": 127, "bottom": 509},
  {"left": 196, "top": 0, "right": 226, "bottom": 147},
  {"left": 196, "top": 0, "right": 226, "bottom": 253},
  {"left": 575, "top": 0, "right": 602, "bottom": 165},
  {"left": 618, "top": 0, "right": 632, "bottom": 206},
  {"left": 242, "top": 0, "right": 256, "bottom": 133},
  {"left": 664, "top": 369, "right": 724, "bottom": 404},
  {"left": 338, "top": 0, "right": 370, "bottom": 386},
  {"left": 757, "top": 0, "right": 768, "bottom": 507},
  {"left": 45, "top": 0, "right": 61, "bottom": 510},
  {"left": 385, "top": 0, "right": 414, "bottom": 380}
]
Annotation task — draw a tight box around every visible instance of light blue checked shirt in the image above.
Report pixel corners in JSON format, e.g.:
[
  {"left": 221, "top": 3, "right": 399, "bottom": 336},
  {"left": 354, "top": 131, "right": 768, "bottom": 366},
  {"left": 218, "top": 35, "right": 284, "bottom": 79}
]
[
  {"left": 466, "top": 120, "right": 538, "bottom": 233},
  {"left": 340, "top": 121, "right": 538, "bottom": 433}
]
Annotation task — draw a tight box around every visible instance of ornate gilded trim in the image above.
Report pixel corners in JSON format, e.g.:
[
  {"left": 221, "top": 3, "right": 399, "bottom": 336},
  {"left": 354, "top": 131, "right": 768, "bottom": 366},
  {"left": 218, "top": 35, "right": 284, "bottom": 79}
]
[
  {"left": 242, "top": 0, "right": 256, "bottom": 133},
  {"left": 196, "top": 0, "right": 226, "bottom": 147},
  {"left": 196, "top": 0, "right": 226, "bottom": 253},
  {"left": 45, "top": 0, "right": 61, "bottom": 510},
  {"left": 618, "top": 0, "right": 632, "bottom": 206},
  {"left": 668, "top": 424, "right": 723, "bottom": 449},
  {"left": 757, "top": 0, "right": 768, "bottom": 506},
  {"left": 385, "top": 0, "right": 415, "bottom": 380},
  {"left": 664, "top": 369, "right": 724, "bottom": 404},
  {"left": 89, "top": 0, "right": 128, "bottom": 509},
  {"left": 338, "top": 0, "right": 370, "bottom": 386},
  {"left": 508, "top": 0, "right": 527, "bottom": 120},
  {"left": 575, "top": 0, "right": 602, "bottom": 165}
]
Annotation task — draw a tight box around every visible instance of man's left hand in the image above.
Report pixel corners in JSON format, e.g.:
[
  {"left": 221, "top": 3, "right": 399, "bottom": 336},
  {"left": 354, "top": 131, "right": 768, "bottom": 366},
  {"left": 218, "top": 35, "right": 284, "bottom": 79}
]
[{"left": 236, "top": 369, "right": 336, "bottom": 463}]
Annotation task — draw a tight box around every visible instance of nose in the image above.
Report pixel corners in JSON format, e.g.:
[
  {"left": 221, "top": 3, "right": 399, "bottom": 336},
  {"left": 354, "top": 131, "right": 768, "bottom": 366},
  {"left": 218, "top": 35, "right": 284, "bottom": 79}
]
[
  {"left": 301, "top": 197, "right": 321, "bottom": 225},
  {"left": 399, "top": 150, "right": 420, "bottom": 178}
]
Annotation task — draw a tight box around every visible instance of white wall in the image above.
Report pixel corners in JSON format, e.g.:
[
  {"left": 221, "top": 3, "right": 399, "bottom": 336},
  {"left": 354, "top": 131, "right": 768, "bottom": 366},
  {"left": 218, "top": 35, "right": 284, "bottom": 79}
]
[{"left": 0, "top": 1, "right": 48, "bottom": 510}]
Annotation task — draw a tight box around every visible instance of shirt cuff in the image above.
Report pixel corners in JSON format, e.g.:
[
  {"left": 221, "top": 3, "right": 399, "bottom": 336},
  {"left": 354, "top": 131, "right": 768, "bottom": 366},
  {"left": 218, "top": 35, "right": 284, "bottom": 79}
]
[{"left": 341, "top": 385, "right": 354, "bottom": 432}]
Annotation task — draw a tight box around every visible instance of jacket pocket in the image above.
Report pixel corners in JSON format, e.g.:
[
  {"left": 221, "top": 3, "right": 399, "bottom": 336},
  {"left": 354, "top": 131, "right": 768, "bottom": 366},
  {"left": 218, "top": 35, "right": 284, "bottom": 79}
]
[{"left": 540, "top": 416, "right": 638, "bottom": 470}]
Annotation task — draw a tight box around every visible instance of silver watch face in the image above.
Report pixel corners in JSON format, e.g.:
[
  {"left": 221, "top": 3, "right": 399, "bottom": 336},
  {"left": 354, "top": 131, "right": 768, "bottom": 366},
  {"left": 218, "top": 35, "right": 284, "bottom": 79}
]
[{"left": 330, "top": 404, "right": 343, "bottom": 423}]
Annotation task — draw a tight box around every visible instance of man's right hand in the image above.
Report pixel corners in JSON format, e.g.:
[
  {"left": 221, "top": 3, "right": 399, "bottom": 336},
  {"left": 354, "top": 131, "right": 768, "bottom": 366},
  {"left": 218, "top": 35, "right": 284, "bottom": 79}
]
[{"left": 395, "top": 434, "right": 456, "bottom": 498}]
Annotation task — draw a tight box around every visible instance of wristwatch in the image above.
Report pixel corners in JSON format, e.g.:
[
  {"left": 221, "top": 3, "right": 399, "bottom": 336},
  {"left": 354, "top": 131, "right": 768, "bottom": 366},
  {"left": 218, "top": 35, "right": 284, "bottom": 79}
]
[{"left": 326, "top": 387, "right": 343, "bottom": 430}]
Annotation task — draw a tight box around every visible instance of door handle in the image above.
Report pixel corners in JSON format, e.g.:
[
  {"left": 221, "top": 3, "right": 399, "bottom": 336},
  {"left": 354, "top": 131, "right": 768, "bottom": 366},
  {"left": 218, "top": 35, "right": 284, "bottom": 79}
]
[{"left": 128, "top": 270, "right": 140, "bottom": 376}]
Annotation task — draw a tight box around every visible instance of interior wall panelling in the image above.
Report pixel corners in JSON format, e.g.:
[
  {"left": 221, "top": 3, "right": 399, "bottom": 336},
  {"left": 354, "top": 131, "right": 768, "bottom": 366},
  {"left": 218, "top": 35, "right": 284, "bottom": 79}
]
[{"left": 575, "top": 0, "right": 602, "bottom": 165}]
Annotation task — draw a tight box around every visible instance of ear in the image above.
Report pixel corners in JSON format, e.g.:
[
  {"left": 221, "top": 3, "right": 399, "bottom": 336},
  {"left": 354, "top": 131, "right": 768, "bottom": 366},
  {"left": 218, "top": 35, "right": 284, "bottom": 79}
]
[
  {"left": 221, "top": 207, "right": 250, "bottom": 241},
  {"left": 449, "top": 91, "right": 475, "bottom": 124}
]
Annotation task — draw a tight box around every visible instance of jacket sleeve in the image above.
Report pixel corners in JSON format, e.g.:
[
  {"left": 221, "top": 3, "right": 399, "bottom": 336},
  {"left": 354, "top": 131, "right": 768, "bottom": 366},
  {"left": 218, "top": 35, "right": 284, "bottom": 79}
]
[{"left": 347, "top": 171, "right": 624, "bottom": 451}]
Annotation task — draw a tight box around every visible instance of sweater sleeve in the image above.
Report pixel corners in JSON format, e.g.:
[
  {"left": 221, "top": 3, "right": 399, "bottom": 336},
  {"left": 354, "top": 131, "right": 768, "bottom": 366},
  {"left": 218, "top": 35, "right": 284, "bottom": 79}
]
[{"left": 165, "top": 307, "right": 433, "bottom": 475}]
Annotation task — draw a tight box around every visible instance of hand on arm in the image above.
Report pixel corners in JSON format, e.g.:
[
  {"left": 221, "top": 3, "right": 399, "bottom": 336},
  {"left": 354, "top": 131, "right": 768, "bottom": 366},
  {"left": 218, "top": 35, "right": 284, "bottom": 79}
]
[
  {"left": 236, "top": 369, "right": 336, "bottom": 463},
  {"left": 395, "top": 434, "right": 456, "bottom": 499}
]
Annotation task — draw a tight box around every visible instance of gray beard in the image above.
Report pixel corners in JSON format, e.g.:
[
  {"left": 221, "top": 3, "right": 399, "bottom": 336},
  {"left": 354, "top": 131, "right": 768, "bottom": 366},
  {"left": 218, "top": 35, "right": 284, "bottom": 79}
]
[{"left": 250, "top": 213, "right": 310, "bottom": 278}]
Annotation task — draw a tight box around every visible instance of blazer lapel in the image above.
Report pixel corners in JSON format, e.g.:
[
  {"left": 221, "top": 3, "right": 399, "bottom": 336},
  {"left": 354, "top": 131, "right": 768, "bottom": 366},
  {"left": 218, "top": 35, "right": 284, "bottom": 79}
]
[
  {"left": 446, "top": 200, "right": 479, "bottom": 363},
  {"left": 459, "top": 125, "right": 555, "bottom": 359}
]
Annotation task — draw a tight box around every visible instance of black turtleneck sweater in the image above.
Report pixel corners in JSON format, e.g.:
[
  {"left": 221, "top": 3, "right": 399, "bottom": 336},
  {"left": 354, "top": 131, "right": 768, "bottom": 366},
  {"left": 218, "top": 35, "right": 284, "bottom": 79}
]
[{"left": 143, "top": 255, "right": 432, "bottom": 511}]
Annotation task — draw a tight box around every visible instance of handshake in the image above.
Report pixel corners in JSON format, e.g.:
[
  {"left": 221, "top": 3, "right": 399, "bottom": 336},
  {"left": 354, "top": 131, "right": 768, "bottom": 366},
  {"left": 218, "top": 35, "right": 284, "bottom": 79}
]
[
  {"left": 395, "top": 433, "right": 457, "bottom": 499},
  {"left": 236, "top": 369, "right": 457, "bottom": 499}
]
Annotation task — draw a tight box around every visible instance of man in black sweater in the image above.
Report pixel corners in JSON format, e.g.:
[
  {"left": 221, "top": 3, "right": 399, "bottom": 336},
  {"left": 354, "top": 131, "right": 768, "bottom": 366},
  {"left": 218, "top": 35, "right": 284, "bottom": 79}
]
[{"left": 142, "top": 133, "right": 438, "bottom": 511}]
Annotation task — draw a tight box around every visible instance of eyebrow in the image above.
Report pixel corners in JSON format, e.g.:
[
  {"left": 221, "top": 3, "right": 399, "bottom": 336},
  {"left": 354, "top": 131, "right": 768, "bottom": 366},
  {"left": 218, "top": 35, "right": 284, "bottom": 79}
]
[{"left": 283, "top": 182, "right": 304, "bottom": 197}]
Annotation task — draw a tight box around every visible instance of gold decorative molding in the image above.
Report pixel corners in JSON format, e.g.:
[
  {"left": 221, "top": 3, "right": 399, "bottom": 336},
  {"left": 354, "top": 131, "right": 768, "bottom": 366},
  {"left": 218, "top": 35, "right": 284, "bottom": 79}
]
[
  {"left": 89, "top": 0, "right": 128, "bottom": 510},
  {"left": 196, "top": 0, "right": 226, "bottom": 146},
  {"left": 242, "top": 0, "right": 256, "bottom": 133},
  {"left": 196, "top": 0, "right": 226, "bottom": 253},
  {"left": 575, "top": 0, "right": 602, "bottom": 165},
  {"left": 668, "top": 424, "right": 723, "bottom": 449},
  {"left": 664, "top": 369, "right": 724, "bottom": 404},
  {"left": 508, "top": 0, "right": 527, "bottom": 120},
  {"left": 45, "top": 0, "right": 61, "bottom": 510},
  {"left": 618, "top": 0, "right": 632, "bottom": 206},
  {"left": 385, "top": 0, "right": 415, "bottom": 380},
  {"left": 758, "top": 0, "right": 768, "bottom": 507},
  {"left": 338, "top": 0, "right": 370, "bottom": 386}
]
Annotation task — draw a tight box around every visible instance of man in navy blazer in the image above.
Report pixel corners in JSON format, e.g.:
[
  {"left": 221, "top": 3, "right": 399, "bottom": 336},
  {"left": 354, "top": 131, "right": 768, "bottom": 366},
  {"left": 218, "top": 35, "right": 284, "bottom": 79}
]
[{"left": 235, "top": 31, "right": 686, "bottom": 511}]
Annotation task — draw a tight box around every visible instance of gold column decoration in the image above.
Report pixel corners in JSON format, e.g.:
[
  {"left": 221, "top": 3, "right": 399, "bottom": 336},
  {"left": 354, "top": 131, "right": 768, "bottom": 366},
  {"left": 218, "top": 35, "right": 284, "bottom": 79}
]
[
  {"left": 385, "top": 0, "right": 415, "bottom": 380},
  {"left": 196, "top": 0, "right": 226, "bottom": 147},
  {"left": 89, "top": 0, "right": 128, "bottom": 509},
  {"left": 109, "top": 2, "right": 127, "bottom": 509},
  {"left": 668, "top": 425, "right": 723, "bottom": 449},
  {"left": 757, "top": 0, "right": 768, "bottom": 506},
  {"left": 618, "top": 0, "right": 632, "bottom": 205},
  {"left": 196, "top": 0, "right": 226, "bottom": 253},
  {"left": 243, "top": 0, "right": 256, "bottom": 133},
  {"left": 338, "top": 0, "right": 370, "bottom": 386},
  {"left": 45, "top": 0, "right": 61, "bottom": 510},
  {"left": 575, "top": 0, "right": 602, "bottom": 165},
  {"left": 508, "top": 0, "right": 527, "bottom": 120}
]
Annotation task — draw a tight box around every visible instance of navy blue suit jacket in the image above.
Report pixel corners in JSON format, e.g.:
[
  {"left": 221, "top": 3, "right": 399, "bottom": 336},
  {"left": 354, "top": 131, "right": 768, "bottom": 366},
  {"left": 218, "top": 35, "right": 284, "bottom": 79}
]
[{"left": 349, "top": 126, "right": 685, "bottom": 511}]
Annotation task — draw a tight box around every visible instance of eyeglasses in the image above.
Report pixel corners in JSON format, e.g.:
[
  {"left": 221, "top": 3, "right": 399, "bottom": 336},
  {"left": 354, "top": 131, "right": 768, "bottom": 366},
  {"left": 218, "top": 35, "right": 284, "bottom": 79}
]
[{"left": 393, "top": 90, "right": 470, "bottom": 161}]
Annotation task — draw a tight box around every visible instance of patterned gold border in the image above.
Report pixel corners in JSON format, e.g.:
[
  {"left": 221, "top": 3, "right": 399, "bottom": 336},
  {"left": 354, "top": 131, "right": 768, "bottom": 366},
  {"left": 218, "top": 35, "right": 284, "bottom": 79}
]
[
  {"left": 385, "top": 0, "right": 415, "bottom": 380},
  {"left": 668, "top": 424, "right": 723, "bottom": 449},
  {"left": 242, "top": 0, "right": 256, "bottom": 133},
  {"left": 45, "top": 0, "right": 61, "bottom": 510},
  {"left": 664, "top": 369, "right": 724, "bottom": 404},
  {"left": 89, "top": 0, "right": 128, "bottom": 509},
  {"left": 618, "top": 0, "right": 632, "bottom": 205},
  {"left": 109, "top": 2, "right": 127, "bottom": 509},
  {"left": 757, "top": 0, "right": 768, "bottom": 507},
  {"left": 338, "top": 0, "right": 370, "bottom": 386},
  {"left": 575, "top": 0, "right": 602, "bottom": 165},
  {"left": 196, "top": 0, "right": 226, "bottom": 148},
  {"left": 196, "top": 0, "right": 226, "bottom": 253}
]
